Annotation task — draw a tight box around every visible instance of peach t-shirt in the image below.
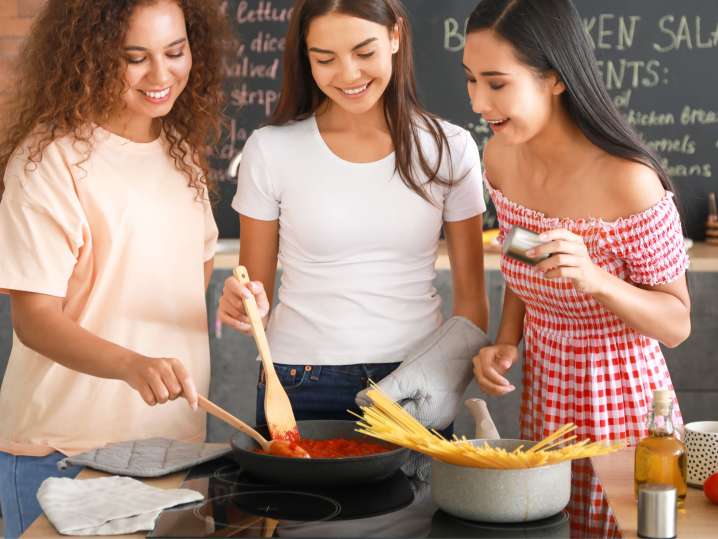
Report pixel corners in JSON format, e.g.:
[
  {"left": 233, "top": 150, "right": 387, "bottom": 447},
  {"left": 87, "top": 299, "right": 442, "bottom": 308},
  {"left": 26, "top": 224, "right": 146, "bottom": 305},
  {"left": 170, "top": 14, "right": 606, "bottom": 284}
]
[{"left": 0, "top": 127, "right": 218, "bottom": 456}]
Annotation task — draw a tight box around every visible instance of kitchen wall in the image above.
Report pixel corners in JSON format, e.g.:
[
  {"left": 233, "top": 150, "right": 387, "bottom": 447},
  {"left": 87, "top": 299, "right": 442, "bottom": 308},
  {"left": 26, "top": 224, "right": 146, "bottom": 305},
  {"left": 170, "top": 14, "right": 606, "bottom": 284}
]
[{"left": 0, "top": 0, "right": 43, "bottom": 100}]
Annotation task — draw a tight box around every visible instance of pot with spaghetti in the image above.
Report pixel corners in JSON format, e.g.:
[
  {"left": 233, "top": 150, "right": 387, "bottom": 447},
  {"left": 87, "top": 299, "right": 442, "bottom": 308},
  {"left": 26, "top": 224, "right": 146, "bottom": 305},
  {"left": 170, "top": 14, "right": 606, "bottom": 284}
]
[
  {"left": 354, "top": 386, "right": 624, "bottom": 522},
  {"left": 431, "top": 438, "right": 571, "bottom": 523}
]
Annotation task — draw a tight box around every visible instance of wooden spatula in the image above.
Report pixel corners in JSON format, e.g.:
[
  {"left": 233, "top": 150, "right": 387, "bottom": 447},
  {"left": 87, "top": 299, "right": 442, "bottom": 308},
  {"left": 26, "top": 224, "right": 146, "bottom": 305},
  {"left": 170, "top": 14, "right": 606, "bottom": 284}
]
[
  {"left": 233, "top": 266, "right": 301, "bottom": 443},
  {"left": 197, "top": 395, "right": 308, "bottom": 458}
]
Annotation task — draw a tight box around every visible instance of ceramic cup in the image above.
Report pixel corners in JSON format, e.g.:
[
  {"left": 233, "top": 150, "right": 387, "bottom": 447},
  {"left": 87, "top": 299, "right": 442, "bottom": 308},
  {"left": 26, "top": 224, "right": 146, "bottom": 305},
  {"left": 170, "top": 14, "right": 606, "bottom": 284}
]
[{"left": 684, "top": 421, "right": 718, "bottom": 486}]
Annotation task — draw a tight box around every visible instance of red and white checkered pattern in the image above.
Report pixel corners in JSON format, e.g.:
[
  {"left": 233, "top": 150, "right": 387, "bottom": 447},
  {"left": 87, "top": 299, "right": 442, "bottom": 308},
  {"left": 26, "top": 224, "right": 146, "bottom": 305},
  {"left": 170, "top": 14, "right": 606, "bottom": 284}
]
[
  {"left": 568, "top": 459, "right": 620, "bottom": 537},
  {"left": 486, "top": 178, "right": 688, "bottom": 446}
]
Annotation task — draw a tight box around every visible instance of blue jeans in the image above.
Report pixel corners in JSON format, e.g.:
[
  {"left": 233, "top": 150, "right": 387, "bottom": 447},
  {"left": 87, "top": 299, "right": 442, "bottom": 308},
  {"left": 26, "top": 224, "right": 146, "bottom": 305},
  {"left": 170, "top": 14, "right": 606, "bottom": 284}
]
[
  {"left": 0, "top": 451, "right": 81, "bottom": 539},
  {"left": 255, "top": 363, "right": 454, "bottom": 437}
]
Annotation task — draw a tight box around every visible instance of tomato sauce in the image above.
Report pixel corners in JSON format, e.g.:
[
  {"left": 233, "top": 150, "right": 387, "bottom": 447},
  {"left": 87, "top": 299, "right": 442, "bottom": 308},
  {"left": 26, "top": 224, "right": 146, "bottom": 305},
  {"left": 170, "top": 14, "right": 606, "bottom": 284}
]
[{"left": 255, "top": 437, "right": 389, "bottom": 458}]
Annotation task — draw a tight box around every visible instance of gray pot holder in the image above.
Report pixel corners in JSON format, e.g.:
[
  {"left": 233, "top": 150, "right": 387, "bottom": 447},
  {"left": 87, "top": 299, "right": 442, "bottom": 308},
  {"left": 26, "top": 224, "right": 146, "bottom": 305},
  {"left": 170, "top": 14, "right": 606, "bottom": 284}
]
[{"left": 57, "top": 438, "right": 232, "bottom": 477}]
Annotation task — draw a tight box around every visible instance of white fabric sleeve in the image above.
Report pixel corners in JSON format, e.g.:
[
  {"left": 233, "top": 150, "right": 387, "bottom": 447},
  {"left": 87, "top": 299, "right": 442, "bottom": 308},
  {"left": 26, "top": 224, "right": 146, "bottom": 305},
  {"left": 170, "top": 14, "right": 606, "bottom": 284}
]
[
  {"left": 231, "top": 131, "right": 280, "bottom": 221},
  {"left": 0, "top": 154, "right": 84, "bottom": 297},
  {"left": 443, "top": 129, "right": 486, "bottom": 222}
]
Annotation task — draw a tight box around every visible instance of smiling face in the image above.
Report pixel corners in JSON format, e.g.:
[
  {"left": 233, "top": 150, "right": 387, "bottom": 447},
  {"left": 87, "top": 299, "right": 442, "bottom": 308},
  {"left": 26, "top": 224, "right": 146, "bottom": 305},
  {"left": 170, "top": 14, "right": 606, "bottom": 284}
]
[
  {"left": 462, "top": 29, "right": 565, "bottom": 144},
  {"left": 305, "top": 12, "right": 399, "bottom": 117},
  {"left": 115, "top": 0, "right": 192, "bottom": 138}
]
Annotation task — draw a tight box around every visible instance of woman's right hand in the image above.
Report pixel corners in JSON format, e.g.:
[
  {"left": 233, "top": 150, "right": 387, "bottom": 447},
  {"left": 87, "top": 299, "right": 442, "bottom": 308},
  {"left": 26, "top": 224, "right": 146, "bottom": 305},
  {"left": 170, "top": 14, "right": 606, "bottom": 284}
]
[
  {"left": 473, "top": 344, "right": 519, "bottom": 396},
  {"left": 217, "top": 276, "right": 270, "bottom": 334},
  {"left": 124, "top": 355, "right": 199, "bottom": 410}
]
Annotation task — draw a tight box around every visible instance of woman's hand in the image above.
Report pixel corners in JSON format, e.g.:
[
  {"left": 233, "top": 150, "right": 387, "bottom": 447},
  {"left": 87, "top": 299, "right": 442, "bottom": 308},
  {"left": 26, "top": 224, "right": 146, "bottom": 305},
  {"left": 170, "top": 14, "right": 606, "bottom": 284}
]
[
  {"left": 124, "top": 355, "right": 198, "bottom": 410},
  {"left": 529, "top": 229, "right": 608, "bottom": 295},
  {"left": 217, "top": 276, "right": 270, "bottom": 334},
  {"left": 472, "top": 344, "right": 518, "bottom": 396}
]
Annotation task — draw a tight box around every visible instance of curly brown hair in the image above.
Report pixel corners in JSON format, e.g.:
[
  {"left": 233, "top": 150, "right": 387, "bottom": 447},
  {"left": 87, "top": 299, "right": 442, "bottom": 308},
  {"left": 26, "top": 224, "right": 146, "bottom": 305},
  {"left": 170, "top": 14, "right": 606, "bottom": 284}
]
[{"left": 0, "top": 0, "right": 226, "bottom": 199}]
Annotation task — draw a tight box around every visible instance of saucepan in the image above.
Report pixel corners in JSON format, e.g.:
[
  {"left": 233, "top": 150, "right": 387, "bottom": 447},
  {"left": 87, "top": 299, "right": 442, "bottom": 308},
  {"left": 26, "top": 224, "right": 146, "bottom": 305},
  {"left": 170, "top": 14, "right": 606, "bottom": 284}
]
[
  {"left": 430, "top": 399, "right": 571, "bottom": 523},
  {"left": 231, "top": 419, "right": 409, "bottom": 487},
  {"left": 431, "top": 439, "right": 571, "bottom": 523}
]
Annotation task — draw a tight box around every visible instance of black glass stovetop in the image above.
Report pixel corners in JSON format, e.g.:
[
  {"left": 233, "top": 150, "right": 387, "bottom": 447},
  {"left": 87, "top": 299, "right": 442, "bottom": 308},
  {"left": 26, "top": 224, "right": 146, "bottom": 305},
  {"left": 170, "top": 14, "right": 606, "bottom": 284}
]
[{"left": 149, "top": 456, "right": 621, "bottom": 538}]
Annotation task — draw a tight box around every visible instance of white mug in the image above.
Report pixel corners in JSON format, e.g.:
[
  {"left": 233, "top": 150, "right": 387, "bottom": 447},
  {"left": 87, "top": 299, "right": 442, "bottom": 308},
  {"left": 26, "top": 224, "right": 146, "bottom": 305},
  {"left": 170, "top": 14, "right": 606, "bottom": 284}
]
[{"left": 684, "top": 421, "right": 718, "bottom": 486}]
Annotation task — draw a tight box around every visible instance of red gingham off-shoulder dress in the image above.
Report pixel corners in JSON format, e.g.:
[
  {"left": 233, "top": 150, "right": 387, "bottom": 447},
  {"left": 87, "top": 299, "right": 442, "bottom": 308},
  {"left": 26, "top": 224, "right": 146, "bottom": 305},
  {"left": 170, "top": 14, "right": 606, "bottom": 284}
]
[{"left": 486, "top": 177, "right": 689, "bottom": 536}]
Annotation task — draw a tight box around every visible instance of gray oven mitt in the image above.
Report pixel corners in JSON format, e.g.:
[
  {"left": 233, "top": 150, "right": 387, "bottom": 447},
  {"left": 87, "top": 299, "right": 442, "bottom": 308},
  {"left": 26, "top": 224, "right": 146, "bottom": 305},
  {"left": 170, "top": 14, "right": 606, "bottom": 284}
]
[
  {"left": 57, "top": 438, "right": 231, "bottom": 478},
  {"left": 355, "top": 316, "right": 491, "bottom": 430}
]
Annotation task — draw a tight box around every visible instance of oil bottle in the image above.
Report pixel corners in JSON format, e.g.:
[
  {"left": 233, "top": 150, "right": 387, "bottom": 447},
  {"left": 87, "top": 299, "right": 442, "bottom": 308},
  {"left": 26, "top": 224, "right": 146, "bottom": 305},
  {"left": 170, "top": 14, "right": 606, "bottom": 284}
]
[{"left": 634, "top": 389, "right": 687, "bottom": 505}]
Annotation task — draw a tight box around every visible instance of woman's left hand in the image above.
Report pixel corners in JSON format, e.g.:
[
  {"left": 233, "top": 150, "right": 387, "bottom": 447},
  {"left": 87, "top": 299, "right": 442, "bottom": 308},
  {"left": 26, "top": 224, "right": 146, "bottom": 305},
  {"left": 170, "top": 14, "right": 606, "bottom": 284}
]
[{"left": 528, "top": 229, "right": 608, "bottom": 295}]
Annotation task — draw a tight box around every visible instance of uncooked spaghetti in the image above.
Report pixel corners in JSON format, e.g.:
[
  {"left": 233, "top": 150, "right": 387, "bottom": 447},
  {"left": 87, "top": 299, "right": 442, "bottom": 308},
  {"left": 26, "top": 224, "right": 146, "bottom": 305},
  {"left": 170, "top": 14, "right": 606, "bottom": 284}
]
[{"left": 353, "top": 386, "right": 623, "bottom": 468}]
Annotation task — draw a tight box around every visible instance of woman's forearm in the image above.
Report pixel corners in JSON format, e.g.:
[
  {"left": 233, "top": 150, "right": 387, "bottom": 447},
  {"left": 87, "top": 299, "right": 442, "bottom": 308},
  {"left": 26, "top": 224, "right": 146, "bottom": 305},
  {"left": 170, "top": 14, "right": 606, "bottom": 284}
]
[
  {"left": 496, "top": 285, "right": 525, "bottom": 345},
  {"left": 446, "top": 216, "right": 489, "bottom": 332},
  {"left": 11, "top": 292, "right": 138, "bottom": 380},
  {"left": 592, "top": 270, "right": 690, "bottom": 348}
]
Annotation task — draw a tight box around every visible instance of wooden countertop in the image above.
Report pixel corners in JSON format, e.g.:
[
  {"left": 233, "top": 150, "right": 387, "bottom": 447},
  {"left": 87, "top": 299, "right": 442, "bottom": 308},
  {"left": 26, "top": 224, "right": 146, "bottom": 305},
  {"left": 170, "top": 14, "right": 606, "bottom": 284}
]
[
  {"left": 22, "top": 468, "right": 186, "bottom": 539},
  {"left": 592, "top": 447, "right": 717, "bottom": 539},
  {"left": 24, "top": 448, "right": 717, "bottom": 538},
  {"left": 213, "top": 239, "right": 718, "bottom": 272}
]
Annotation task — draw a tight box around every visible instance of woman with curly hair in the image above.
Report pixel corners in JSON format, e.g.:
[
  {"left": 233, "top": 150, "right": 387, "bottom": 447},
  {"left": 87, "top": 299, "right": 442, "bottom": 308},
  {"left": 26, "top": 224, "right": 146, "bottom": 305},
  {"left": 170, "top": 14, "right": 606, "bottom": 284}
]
[{"left": 0, "top": 1, "right": 224, "bottom": 535}]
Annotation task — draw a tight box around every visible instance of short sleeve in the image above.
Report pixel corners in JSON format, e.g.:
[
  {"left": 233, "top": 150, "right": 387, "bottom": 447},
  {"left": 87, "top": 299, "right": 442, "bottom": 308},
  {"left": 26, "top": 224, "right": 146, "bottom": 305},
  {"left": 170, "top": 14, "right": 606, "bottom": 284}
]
[
  {"left": 600, "top": 193, "right": 689, "bottom": 286},
  {"left": 231, "top": 131, "right": 279, "bottom": 221},
  {"left": 0, "top": 150, "right": 84, "bottom": 297},
  {"left": 442, "top": 129, "right": 486, "bottom": 222},
  {"left": 202, "top": 195, "right": 218, "bottom": 261}
]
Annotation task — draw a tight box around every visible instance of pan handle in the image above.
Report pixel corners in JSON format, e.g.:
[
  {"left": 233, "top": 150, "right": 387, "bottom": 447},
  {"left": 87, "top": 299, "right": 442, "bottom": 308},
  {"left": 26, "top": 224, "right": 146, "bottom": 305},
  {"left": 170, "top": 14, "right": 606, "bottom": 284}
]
[{"left": 465, "top": 398, "right": 500, "bottom": 439}]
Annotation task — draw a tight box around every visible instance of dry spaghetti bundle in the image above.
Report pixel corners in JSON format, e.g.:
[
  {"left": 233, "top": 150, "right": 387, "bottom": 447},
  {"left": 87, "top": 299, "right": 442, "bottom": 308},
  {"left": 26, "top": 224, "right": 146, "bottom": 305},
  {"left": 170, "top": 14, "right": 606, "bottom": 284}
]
[{"left": 353, "top": 386, "right": 623, "bottom": 468}]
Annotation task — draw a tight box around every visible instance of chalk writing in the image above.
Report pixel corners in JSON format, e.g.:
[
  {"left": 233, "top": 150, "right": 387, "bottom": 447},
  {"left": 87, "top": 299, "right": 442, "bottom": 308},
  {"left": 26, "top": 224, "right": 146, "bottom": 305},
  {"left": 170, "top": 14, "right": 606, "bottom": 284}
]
[
  {"left": 654, "top": 16, "right": 718, "bottom": 53},
  {"left": 582, "top": 14, "right": 641, "bottom": 50}
]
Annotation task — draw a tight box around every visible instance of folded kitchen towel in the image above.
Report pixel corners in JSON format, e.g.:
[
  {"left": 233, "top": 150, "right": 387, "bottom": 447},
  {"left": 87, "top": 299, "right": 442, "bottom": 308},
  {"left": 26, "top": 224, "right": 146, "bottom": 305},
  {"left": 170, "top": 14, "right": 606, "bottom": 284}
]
[
  {"left": 37, "top": 475, "right": 204, "bottom": 536},
  {"left": 57, "top": 438, "right": 231, "bottom": 477}
]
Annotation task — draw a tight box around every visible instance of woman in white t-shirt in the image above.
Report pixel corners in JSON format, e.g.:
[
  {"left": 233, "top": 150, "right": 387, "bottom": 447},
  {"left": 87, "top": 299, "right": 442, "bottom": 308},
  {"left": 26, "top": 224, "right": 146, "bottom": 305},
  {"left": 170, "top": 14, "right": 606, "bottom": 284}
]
[
  {"left": 219, "top": 0, "right": 490, "bottom": 430},
  {"left": 0, "top": 2, "right": 223, "bottom": 537}
]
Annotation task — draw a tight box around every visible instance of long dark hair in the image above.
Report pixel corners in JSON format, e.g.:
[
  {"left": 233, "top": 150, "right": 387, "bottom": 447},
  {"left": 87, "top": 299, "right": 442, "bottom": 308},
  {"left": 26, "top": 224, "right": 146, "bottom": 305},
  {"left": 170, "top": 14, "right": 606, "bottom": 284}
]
[
  {"left": 467, "top": 0, "right": 675, "bottom": 194},
  {"left": 270, "top": 0, "right": 455, "bottom": 203}
]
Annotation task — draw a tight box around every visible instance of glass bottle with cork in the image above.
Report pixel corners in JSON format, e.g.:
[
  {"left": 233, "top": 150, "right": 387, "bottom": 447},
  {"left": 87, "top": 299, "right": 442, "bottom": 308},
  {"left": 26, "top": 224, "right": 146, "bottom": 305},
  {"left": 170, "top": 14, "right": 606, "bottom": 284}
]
[{"left": 634, "top": 389, "right": 687, "bottom": 505}]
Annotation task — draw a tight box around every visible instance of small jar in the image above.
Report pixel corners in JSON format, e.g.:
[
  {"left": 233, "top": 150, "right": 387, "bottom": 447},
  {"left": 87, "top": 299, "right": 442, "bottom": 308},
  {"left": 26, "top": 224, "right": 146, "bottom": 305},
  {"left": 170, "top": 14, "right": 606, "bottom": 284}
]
[{"left": 637, "top": 483, "right": 677, "bottom": 539}]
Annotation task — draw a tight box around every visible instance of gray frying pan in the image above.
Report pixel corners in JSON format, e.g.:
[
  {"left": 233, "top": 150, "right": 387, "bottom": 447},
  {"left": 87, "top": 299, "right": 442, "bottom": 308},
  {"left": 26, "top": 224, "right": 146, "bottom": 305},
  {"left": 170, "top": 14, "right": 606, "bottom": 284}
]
[{"left": 230, "top": 419, "right": 409, "bottom": 487}]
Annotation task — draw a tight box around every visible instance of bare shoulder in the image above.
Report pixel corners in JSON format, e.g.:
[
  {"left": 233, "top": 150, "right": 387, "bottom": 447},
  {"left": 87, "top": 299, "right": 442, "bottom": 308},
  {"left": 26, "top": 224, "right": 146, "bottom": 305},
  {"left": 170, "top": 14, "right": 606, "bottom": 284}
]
[{"left": 600, "top": 156, "right": 667, "bottom": 217}]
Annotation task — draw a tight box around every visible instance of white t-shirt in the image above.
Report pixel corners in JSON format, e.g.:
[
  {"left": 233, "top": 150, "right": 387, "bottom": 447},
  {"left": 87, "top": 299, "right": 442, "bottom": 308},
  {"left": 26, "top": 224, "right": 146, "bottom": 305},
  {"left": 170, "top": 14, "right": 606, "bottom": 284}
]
[{"left": 232, "top": 115, "right": 485, "bottom": 365}]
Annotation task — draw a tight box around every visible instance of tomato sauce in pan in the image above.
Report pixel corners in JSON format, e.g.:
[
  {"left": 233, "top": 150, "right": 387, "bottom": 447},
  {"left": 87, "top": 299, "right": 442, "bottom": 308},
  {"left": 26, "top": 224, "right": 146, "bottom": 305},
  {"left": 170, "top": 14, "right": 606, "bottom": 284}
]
[{"left": 255, "top": 438, "right": 390, "bottom": 458}]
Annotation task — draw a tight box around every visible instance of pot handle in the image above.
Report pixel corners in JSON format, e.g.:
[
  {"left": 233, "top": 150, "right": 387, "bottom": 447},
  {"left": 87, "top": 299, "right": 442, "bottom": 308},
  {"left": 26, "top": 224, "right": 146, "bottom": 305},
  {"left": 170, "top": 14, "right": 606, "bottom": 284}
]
[{"left": 465, "top": 398, "right": 500, "bottom": 439}]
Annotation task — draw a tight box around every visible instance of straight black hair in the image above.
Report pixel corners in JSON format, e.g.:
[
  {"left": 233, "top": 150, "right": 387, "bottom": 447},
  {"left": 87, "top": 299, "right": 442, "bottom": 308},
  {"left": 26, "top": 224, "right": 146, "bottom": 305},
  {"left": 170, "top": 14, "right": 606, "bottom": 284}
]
[{"left": 467, "top": 0, "right": 676, "bottom": 196}]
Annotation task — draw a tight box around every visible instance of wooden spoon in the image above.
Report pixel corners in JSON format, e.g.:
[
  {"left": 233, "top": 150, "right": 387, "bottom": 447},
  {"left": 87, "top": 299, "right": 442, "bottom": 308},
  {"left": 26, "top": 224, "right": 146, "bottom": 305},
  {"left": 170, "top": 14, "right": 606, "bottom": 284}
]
[
  {"left": 197, "top": 395, "right": 309, "bottom": 458},
  {"left": 233, "top": 266, "right": 300, "bottom": 443}
]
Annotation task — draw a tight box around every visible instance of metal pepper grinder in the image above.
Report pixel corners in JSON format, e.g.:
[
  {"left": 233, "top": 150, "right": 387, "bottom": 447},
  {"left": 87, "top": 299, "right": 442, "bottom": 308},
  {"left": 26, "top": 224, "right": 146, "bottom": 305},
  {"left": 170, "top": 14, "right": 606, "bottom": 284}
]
[{"left": 706, "top": 192, "right": 718, "bottom": 246}]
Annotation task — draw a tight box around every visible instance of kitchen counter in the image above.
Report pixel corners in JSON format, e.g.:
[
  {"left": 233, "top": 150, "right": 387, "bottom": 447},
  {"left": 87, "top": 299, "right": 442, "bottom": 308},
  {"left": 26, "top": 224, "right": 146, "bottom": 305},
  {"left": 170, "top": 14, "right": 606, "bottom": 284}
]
[
  {"left": 213, "top": 239, "right": 718, "bottom": 272},
  {"left": 592, "top": 447, "right": 716, "bottom": 539},
  {"left": 22, "top": 448, "right": 717, "bottom": 538}
]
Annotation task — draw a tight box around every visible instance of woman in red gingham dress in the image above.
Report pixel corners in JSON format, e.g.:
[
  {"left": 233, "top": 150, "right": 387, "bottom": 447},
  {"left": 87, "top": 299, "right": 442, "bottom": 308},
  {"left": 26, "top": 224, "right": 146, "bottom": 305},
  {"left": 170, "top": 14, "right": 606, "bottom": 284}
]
[
  {"left": 463, "top": 0, "right": 691, "bottom": 536},
  {"left": 485, "top": 181, "right": 688, "bottom": 536},
  {"left": 486, "top": 182, "right": 688, "bottom": 445}
]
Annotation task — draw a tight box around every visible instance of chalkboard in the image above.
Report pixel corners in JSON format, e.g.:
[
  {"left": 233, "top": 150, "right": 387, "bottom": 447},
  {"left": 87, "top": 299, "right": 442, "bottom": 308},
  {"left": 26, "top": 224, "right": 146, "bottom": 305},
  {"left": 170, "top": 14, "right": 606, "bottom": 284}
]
[{"left": 210, "top": 0, "right": 717, "bottom": 240}]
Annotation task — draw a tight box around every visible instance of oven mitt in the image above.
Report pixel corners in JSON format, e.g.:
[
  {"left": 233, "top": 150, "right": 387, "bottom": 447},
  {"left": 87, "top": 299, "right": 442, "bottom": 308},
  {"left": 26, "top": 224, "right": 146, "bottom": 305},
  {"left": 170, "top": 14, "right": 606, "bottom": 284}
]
[
  {"left": 57, "top": 438, "right": 231, "bottom": 478},
  {"left": 37, "top": 475, "right": 203, "bottom": 536},
  {"left": 355, "top": 316, "right": 491, "bottom": 430}
]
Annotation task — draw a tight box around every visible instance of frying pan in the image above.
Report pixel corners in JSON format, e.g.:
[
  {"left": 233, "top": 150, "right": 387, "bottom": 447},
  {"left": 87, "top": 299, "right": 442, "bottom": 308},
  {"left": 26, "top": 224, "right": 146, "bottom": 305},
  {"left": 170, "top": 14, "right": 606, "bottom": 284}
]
[{"left": 230, "top": 419, "right": 409, "bottom": 487}]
